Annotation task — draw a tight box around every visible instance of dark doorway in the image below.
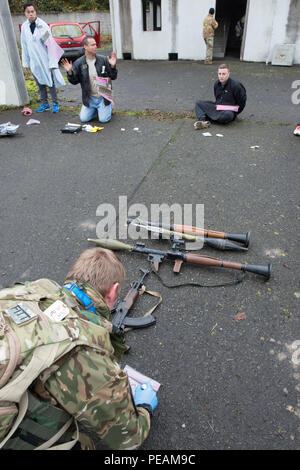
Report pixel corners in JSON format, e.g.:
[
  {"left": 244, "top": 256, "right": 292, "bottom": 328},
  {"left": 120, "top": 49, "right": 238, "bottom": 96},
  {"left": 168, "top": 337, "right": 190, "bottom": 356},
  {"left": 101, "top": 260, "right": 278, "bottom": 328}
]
[{"left": 214, "top": 0, "right": 247, "bottom": 59}]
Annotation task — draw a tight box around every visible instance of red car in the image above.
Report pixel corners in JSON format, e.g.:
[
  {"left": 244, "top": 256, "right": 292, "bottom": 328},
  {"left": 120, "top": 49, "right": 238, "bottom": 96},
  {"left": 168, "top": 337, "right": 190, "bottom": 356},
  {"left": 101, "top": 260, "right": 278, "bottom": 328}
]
[
  {"left": 49, "top": 21, "right": 101, "bottom": 57},
  {"left": 19, "top": 21, "right": 101, "bottom": 58}
]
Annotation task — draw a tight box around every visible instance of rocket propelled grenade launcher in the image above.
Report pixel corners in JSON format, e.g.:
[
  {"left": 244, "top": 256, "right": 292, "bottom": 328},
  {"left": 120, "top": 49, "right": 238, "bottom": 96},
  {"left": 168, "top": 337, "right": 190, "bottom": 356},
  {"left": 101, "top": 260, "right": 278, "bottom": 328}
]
[
  {"left": 87, "top": 238, "right": 272, "bottom": 280},
  {"left": 127, "top": 218, "right": 251, "bottom": 247},
  {"left": 126, "top": 218, "right": 248, "bottom": 252}
]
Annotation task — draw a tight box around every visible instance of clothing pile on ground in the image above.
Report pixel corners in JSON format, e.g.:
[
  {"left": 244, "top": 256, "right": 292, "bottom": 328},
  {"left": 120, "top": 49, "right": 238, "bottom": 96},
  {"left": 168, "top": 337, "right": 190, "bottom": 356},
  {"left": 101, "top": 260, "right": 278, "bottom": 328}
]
[{"left": 0, "top": 122, "right": 20, "bottom": 136}]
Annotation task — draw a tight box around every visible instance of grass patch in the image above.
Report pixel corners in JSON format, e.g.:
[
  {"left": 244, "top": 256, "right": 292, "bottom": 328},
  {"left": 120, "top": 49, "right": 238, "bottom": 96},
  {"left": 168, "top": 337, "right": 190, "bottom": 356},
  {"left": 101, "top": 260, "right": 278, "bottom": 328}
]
[
  {"left": 116, "top": 109, "right": 194, "bottom": 121},
  {"left": 0, "top": 105, "right": 18, "bottom": 114}
]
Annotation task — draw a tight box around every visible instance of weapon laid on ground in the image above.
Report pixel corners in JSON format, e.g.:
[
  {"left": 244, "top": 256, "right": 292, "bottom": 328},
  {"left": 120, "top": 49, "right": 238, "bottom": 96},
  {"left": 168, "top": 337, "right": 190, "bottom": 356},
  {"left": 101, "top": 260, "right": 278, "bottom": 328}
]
[
  {"left": 111, "top": 268, "right": 156, "bottom": 336},
  {"left": 127, "top": 218, "right": 248, "bottom": 252},
  {"left": 127, "top": 217, "right": 251, "bottom": 247},
  {"left": 88, "top": 238, "right": 272, "bottom": 280}
]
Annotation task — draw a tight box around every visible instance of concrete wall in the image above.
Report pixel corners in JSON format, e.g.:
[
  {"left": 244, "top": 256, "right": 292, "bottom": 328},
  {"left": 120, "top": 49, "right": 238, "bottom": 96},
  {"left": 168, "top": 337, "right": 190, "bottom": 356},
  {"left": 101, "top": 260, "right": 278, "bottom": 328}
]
[
  {"left": 110, "top": 0, "right": 213, "bottom": 60},
  {"left": 0, "top": 0, "right": 28, "bottom": 106},
  {"left": 110, "top": 0, "right": 300, "bottom": 63},
  {"left": 177, "top": 0, "right": 215, "bottom": 60},
  {"left": 11, "top": 10, "right": 112, "bottom": 40},
  {"left": 130, "top": 0, "right": 169, "bottom": 59},
  {"left": 243, "top": 0, "right": 300, "bottom": 64}
]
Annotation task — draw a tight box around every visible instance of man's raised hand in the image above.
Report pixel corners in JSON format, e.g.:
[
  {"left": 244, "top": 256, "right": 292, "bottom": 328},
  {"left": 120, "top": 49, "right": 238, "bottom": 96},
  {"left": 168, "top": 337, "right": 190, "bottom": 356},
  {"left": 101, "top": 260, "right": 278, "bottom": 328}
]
[
  {"left": 108, "top": 52, "right": 117, "bottom": 68},
  {"left": 61, "top": 58, "right": 73, "bottom": 74}
]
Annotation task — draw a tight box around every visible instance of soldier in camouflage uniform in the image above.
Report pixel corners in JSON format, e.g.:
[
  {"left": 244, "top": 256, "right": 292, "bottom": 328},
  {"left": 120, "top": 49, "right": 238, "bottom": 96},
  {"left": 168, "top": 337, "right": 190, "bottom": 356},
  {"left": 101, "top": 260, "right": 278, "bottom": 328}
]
[
  {"left": 203, "top": 8, "right": 218, "bottom": 64},
  {"left": 0, "top": 247, "right": 157, "bottom": 450}
]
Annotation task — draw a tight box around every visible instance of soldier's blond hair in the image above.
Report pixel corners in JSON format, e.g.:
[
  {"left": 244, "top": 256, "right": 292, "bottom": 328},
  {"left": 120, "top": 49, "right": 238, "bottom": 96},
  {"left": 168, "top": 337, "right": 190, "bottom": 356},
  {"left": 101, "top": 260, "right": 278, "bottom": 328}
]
[{"left": 66, "top": 247, "right": 125, "bottom": 296}]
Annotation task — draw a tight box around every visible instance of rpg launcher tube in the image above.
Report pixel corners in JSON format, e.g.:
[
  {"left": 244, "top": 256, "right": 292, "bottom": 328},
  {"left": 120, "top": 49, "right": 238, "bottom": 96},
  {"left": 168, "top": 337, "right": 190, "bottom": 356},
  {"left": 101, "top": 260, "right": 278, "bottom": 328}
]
[
  {"left": 127, "top": 218, "right": 251, "bottom": 247},
  {"left": 185, "top": 253, "right": 272, "bottom": 280},
  {"left": 127, "top": 219, "right": 247, "bottom": 252},
  {"left": 226, "top": 231, "right": 251, "bottom": 247},
  {"left": 242, "top": 262, "right": 272, "bottom": 280},
  {"left": 173, "top": 225, "right": 251, "bottom": 247},
  {"left": 88, "top": 239, "right": 271, "bottom": 280}
]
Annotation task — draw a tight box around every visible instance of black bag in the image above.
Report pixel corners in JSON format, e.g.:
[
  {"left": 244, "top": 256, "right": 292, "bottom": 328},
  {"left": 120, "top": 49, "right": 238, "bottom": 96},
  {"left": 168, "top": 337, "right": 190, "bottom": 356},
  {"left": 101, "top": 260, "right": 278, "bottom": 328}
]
[{"left": 60, "top": 124, "right": 82, "bottom": 134}]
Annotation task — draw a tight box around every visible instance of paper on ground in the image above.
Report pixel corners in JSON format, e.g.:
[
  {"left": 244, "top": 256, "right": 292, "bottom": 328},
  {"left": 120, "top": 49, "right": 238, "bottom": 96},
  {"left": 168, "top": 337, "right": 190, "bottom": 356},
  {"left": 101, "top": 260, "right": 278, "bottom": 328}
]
[
  {"left": 124, "top": 365, "right": 161, "bottom": 395},
  {"left": 26, "top": 119, "right": 40, "bottom": 125}
]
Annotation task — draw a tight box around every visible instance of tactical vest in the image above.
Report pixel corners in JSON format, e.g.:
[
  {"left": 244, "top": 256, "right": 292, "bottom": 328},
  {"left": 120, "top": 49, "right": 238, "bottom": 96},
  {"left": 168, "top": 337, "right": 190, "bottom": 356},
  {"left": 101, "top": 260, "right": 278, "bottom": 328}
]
[{"left": 0, "top": 278, "right": 113, "bottom": 450}]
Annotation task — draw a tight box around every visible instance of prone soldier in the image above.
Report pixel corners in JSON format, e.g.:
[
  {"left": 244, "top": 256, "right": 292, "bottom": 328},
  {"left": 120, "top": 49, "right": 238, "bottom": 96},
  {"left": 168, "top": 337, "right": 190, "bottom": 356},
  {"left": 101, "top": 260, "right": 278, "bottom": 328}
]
[{"left": 0, "top": 247, "right": 158, "bottom": 450}]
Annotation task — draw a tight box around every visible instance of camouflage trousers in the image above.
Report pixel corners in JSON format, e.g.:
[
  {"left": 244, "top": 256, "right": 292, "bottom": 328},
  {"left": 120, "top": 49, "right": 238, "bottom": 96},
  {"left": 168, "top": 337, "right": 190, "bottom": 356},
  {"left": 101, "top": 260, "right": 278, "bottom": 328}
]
[{"left": 204, "top": 37, "right": 214, "bottom": 62}]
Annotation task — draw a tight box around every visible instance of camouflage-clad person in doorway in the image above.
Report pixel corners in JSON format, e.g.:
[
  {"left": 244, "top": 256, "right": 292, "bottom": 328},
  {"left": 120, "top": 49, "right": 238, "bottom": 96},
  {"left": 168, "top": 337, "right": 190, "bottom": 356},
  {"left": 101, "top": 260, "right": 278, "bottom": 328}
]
[
  {"left": 203, "top": 7, "right": 218, "bottom": 64},
  {"left": 0, "top": 248, "right": 157, "bottom": 450}
]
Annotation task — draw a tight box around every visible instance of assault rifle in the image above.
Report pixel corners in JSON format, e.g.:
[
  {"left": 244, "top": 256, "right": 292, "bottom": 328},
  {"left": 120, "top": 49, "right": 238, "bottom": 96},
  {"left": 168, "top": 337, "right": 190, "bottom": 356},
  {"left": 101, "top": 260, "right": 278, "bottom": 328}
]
[
  {"left": 88, "top": 238, "right": 272, "bottom": 280},
  {"left": 111, "top": 268, "right": 156, "bottom": 336},
  {"left": 127, "top": 218, "right": 248, "bottom": 252},
  {"left": 127, "top": 217, "right": 250, "bottom": 247}
]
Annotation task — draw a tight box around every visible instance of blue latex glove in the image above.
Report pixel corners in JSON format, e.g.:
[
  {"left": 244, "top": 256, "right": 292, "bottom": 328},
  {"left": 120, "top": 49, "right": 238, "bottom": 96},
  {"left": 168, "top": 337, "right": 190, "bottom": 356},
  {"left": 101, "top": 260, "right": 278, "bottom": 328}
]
[{"left": 134, "top": 382, "right": 158, "bottom": 411}]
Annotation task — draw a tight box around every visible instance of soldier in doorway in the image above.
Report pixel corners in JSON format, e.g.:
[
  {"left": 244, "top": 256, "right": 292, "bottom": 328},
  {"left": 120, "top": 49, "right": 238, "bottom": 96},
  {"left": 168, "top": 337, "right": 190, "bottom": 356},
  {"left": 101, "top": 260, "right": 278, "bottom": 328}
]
[{"left": 203, "top": 7, "right": 218, "bottom": 65}]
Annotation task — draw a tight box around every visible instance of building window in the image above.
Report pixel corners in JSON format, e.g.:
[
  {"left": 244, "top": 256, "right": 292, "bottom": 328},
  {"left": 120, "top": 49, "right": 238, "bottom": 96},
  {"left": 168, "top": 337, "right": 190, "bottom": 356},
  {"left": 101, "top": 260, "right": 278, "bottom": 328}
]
[{"left": 142, "top": 0, "right": 161, "bottom": 31}]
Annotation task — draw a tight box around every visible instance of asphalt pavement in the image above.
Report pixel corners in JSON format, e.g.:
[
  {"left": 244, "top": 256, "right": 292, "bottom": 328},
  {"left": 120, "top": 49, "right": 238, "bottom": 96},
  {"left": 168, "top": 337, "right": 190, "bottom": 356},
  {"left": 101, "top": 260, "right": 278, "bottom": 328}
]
[{"left": 0, "top": 55, "right": 299, "bottom": 451}]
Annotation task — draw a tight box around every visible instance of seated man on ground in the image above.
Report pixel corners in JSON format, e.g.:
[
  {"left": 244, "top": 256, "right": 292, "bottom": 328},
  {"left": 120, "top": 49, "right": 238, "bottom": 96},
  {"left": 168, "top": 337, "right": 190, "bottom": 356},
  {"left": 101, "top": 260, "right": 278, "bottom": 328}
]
[{"left": 194, "top": 63, "right": 247, "bottom": 129}]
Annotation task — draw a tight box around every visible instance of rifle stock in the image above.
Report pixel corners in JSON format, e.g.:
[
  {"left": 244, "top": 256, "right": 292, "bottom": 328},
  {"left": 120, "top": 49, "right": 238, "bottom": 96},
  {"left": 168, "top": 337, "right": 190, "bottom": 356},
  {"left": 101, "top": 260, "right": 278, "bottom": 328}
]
[{"left": 110, "top": 268, "right": 156, "bottom": 335}]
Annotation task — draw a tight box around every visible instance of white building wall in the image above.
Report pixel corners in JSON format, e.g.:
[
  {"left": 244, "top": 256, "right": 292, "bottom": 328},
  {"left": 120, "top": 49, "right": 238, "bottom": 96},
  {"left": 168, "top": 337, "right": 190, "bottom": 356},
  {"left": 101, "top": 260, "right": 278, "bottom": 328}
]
[
  {"left": 295, "top": 35, "right": 300, "bottom": 65},
  {"left": 243, "top": 0, "right": 299, "bottom": 64},
  {"left": 110, "top": 0, "right": 300, "bottom": 64},
  {"left": 0, "top": 1, "right": 28, "bottom": 106},
  {"left": 131, "top": 0, "right": 170, "bottom": 60},
  {"left": 177, "top": 0, "right": 214, "bottom": 60},
  {"left": 111, "top": 0, "right": 214, "bottom": 60},
  {"left": 109, "top": 0, "right": 122, "bottom": 58}
]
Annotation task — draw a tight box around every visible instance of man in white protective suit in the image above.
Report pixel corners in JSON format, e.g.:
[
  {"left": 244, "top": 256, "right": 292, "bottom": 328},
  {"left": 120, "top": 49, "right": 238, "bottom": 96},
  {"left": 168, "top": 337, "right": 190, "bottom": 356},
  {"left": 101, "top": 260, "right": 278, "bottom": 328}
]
[{"left": 21, "top": 2, "right": 65, "bottom": 113}]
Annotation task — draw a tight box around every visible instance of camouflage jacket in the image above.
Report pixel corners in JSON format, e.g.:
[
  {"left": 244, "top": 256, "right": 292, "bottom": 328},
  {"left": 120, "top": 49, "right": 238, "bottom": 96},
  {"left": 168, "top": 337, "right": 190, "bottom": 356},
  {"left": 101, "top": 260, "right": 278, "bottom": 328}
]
[
  {"left": 203, "top": 14, "right": 218, "bottom": 38},
  {"left": 42, "top": 281, "right": 151, "bottom": 450}
]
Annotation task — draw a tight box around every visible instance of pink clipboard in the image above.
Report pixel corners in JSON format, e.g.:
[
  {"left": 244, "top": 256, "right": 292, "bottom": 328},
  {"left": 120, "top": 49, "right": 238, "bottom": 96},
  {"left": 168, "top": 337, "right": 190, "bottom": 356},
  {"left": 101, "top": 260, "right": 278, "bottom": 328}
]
[{"left": 216, "top": 104, "right": 239, "bottom": 112}]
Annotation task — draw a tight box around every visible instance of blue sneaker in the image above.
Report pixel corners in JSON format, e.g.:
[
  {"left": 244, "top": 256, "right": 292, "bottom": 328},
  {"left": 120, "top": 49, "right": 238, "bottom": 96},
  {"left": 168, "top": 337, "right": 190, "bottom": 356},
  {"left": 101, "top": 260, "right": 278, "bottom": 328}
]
[
  {"left": 52, "top": 104, "right": 59, "bottom": 113},
  {"left": 36, "top": 103, "right": 50, "bottom": 112}
]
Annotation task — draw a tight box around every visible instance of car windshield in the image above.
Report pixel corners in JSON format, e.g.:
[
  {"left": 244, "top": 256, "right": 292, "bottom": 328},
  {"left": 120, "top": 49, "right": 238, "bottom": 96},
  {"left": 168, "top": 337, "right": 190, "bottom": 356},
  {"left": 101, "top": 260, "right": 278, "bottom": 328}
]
[{"left": 51, "top": 24, "right": 83, "bottom": 39}]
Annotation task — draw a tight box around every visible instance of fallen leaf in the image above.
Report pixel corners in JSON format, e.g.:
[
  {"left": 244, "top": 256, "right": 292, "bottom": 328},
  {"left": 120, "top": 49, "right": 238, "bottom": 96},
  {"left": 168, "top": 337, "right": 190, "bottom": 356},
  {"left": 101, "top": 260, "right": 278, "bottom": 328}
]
[{"left": 233, "top": 312, "right": 247, "bottom": 322}]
